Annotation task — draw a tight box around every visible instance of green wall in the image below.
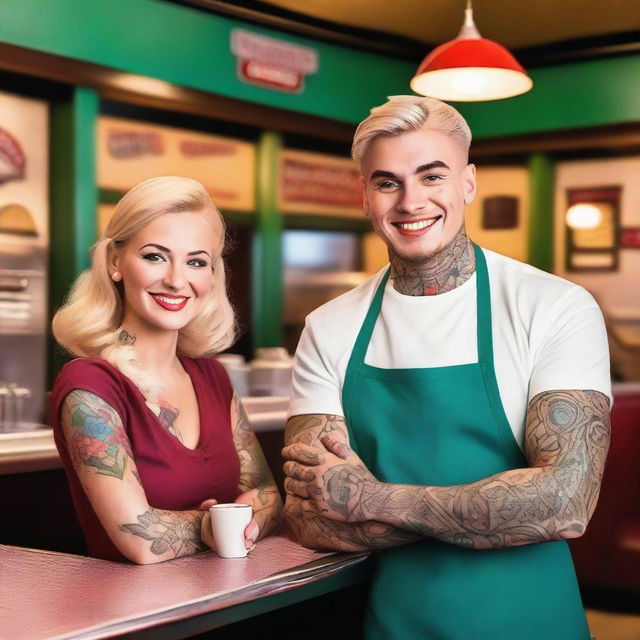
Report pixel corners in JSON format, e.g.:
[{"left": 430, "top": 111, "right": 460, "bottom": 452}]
[
  {"left": 0, "top": 0, "right": 411, "bottom": 124},
  {"left": 458, "top": 56, "right": 640, "bottom": 138},
  {"left": 2, "top": 0, "right": 640, "bottom": 135}
]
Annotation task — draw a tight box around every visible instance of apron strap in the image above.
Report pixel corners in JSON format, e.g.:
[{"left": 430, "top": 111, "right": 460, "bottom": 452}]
[
  {"left": 347, "top": 244, "right": 494, "bottom": 370},
  {"left": 474, "top": 244, "right": 494, "bottom": 364},
  {"left": 347, "top": 268, "right": 390, "bottom": 368}
]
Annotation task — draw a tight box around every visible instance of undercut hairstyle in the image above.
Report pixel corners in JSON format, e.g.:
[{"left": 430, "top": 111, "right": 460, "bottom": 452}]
[
  {"left": 52, "top": 176, "right": 237, "bottom": 379},
  {"left": 351, "top": 95, "right": 472, "bottom": 170}
]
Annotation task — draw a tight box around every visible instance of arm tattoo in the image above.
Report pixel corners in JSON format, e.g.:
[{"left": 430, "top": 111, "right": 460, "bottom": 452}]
[
  {"left": 284, "top": 414, "right": 418, "bottom": 551},
  {"left": 63, "top": 390, "right": 141, "bottom": 485},
  {"left": 232, "top": 394, "right": 282, "bottom": 537},
  {"left": 287, "top": 495, "right": 416, "bottom": 552},
  {"left": 355, "top": 390, "right": 611, "bottom": 549},
  {"left": 120, "top": 508, "right": 206, "bottom": 558}
]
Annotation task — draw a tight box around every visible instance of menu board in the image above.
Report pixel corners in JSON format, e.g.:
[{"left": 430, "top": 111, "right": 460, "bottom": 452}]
[
  {"left": 97, "top": 117, "right": 256, "bottom": 212},
  {"left": 0, "top": 91, "right": 49, "bottom": 245},
  {"left": 279, "top": 149, "right": 363, "bottom": 218}
]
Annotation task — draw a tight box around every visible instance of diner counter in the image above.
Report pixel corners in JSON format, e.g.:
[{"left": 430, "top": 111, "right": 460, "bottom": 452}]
[
  {"left": 0, "top": 396, "right": 289, "bottom": 475},
  {"left": 0, "top": 532, "right": 371, "bottom": 640}
]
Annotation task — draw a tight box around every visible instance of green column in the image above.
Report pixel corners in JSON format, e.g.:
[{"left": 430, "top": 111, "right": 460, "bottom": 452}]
[
  {"left": 527, "top": 153, "right": 555, "bottom": 273},
  {"left": 252, "top": 131, "right": 283, "bottom": 350},
  {"left": 49, "top": 86, "right": 99, "bottom": 383}
]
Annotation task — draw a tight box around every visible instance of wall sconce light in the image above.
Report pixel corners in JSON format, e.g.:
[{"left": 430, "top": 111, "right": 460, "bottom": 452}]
[{"left": 566, "top": 203, "right": 603, "bottom": 230}]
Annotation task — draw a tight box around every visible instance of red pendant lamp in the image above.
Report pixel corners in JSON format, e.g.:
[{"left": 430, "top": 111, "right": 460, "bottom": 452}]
[{"left": 410, "top": 1, "right": 533, "bottom": 102}]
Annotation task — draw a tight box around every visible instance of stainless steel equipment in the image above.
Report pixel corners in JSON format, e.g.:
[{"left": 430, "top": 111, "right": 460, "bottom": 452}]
[{"left": 0, "top": 239, "right": 47, "bottom": 430}]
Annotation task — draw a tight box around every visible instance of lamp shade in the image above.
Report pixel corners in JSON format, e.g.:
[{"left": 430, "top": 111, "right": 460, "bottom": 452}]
[
  {"left": 411, "top": 38, "right": 533, "bottom": 101},
  {"left": 410, "top": 4, "right": 533, "bottom": 102}
]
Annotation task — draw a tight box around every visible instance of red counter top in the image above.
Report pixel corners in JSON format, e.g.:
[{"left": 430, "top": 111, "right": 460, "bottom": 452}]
[{"left": 0, "top": 532, "right": 370, "bottom": 639}]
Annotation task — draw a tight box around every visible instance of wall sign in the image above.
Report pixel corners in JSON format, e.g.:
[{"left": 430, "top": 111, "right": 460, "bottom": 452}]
[
  {"left": 231, "top": 29, "right": 318, "bottom": 93},
  {"left": 97, "top": 117, "right": 256, "bottom": 213},
  {"left": 279, "top": 149, "right": 362, "bottom": 218},
  {"left": 482, "top": 196, "right": 518, "bottom": 229},
  {"left": 0, "top": 91, "right": 48, "bottom": 242}
]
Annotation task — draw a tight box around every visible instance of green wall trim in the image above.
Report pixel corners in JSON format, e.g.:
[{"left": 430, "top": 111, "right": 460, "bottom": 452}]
[
  {"left": 49, "top": 86, "right": 98, "bottom": 382},
  {"left": 458, "top": 55, "right": 640, "bottom": 139},
  {"left": 0, "top": 0, "right": 411, "bottom": 125},
  {"left": 527, "top": 153, "right": 555, "bottom": 273},
  {"left": 253, "top": 131, "right": 283, "bottom": 349}
]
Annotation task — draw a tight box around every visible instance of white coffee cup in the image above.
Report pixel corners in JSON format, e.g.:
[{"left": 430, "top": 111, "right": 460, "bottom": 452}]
[{"left": 209, "top": 503, "right": 252, "bottom": 558}]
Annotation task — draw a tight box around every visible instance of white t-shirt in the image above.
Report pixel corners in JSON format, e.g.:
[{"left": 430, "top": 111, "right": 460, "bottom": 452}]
[{"left": 289, "top": 248, "right": 612, "bottom": 450}]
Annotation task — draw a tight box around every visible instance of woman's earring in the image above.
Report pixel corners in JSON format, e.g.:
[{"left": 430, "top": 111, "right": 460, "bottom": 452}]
[{"left": 111, "top": 271, "right": 122, "bottom": 282}]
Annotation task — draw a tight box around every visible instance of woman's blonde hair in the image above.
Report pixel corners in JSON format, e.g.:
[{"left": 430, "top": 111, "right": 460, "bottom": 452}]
[
  {"left": 351, "top": 95, "right": 472, "bottom": 169},
  {"left": 52, "top": 176, "right": 237, "bottom": 367}
]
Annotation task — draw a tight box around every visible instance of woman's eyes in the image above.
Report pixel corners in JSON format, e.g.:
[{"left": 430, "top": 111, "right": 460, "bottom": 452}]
[
  {"left": 142, "top": 252, "right": 165, "bottom": 262},
  {"left": 141, "top": 253, "right": 208, "bottom": 268}
]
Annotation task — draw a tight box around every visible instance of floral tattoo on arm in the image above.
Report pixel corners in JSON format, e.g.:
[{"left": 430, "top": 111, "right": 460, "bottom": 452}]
[
  {"left": 63, "top": 390, "right": 141, "bottom": 484},
  {"left": 119, "top": 509, "right": 206, "bottom": 557}
]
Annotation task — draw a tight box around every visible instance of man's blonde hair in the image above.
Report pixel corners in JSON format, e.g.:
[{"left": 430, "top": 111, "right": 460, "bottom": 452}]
[
  {"left": 351, "top": 95, "right": 472, "bottom": 170},
  {"left": 52, "top": 176, "right": 236, "bottom": 365}
]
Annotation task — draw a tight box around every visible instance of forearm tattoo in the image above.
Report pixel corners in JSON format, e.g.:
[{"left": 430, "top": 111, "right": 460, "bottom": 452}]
[
  {"left": 352, "top": 390, "right": 611, "bottom": 549},
  {"left": 63, "top": 390, "right": 140, "bottom": 484},
  {"left": 286, "top": 495, "right": 416, "bottom": 552},
  {"left": 119, "top": 508, "right": 206, "bottom": 558},
  {"left": 390, "top": 227, "right": 475, "bottom": 296},
  {"left": 232, "top": 394, "right": 282, "bottom": 537},
  {"left": 284, "top": 414, "right": 417, "bottom": 550}
]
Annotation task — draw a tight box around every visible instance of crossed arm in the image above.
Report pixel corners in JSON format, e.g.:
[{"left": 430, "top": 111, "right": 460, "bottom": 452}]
[
  {"left": 283, "top": 390, "right": 610, "bottom": 552},
  {"left": 61, "top": 390, "right": 281, "bottom": 564}
]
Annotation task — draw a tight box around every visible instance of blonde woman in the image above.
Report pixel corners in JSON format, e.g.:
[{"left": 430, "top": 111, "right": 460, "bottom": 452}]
[{"left": 50, "top": 176, "right": 282, "bottom": 564}]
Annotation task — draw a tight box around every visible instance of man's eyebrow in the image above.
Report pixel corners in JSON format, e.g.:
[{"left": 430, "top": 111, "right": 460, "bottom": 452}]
[
  {"left": 369, "top": 161, "right": 450, "bottom": 182},
  {"left": 139, "top": 243, "right": 211, "bottom": 257},
  {"left": 369, "top": 170, "right": 398, "bottom": 181},
  {"left": 415, "top": 161, "right": 450, "bottom": 173}
]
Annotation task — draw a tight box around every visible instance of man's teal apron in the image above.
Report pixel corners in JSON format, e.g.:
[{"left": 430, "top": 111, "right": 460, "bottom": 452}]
[{"left": 342, "top": 245, "right": 590, "bottom": 639}]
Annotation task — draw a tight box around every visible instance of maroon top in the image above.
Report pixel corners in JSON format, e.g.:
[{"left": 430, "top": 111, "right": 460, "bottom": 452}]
[{"left": 50, "top": 356, "right": 241, "bottom": 561}]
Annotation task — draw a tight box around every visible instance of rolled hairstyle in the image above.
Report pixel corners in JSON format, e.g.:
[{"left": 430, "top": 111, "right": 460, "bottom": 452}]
[
  {"left": 52, "top": 176, "right": 237, "bottom": 364},
  {"left": 351, "top": 95, "right": 472, "bottom": 170}
]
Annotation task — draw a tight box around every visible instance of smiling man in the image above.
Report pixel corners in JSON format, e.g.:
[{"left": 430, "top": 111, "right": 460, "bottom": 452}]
[{"left": 282, "top": 96, "right": 611, "bottom": 639}]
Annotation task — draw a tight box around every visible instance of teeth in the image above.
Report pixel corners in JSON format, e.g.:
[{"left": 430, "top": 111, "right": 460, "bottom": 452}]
[
  {"left": 155, "top": 295, "right": 186, "bottom": 304},
  {"left": 398, "top": 218, "right": 438, "bottom": 231}
]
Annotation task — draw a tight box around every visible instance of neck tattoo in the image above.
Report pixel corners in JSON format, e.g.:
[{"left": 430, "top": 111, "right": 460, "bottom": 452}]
[
  {"left": 118, "top": 329, "right": 137, "bottom": 345},
  {"left": 390, "top": 230, "right": 475, "bottom": 296}
]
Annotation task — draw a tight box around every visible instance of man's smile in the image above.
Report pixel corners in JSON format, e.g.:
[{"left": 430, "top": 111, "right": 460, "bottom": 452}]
[{"left": 392, "top": 216, "right": 443, "bottom": 233}]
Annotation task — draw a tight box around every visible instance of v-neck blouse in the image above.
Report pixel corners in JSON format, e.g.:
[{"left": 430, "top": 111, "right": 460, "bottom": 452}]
[{"left": 50, "top": 356, "right": 240, "bottom": 561}]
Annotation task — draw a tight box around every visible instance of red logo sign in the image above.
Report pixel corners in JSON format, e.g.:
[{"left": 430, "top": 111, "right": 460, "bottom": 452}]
[
  {"left": 231, "top": 29, "right": 318, "bottom": 93},
  {"left": 620, "top": 227, "right": 640, "bottom": 249}
]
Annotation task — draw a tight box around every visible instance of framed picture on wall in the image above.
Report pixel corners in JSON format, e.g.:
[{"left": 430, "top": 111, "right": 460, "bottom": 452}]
[{"left": 565, "top": 186, "right": 621, "bottom": 272}]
